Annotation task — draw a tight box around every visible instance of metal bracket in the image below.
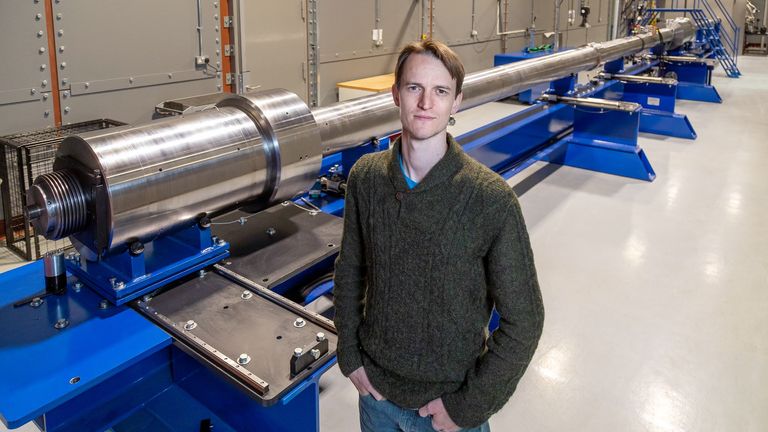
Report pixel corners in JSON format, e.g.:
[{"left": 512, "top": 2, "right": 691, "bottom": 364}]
[
  {"left": 224, "top": 44, "right": 234, "bottom": 57},
  {"left": 225, "top": 73, "right": 234, "bottom": 85},
  {"left": 223, "top": 16, "right": 233, "bottom": 28},
  {"left": 541, "top": 94, "right": 642, "bottom": 113},
  {"left": 599, "top": 73, "right": 677, "bottom": 86}
]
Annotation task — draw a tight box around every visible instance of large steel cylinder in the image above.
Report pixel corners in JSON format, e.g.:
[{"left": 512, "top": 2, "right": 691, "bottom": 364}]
[
  {"left": 312, "top": 18, "right": 696, "bottom": 155},
  {"left": 27, "top": 90, "right": 321, "bottom": 258}
]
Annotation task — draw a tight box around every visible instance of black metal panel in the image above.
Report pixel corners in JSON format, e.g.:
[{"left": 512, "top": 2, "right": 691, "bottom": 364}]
[
  {"left": 136, "top": 270, "right": 337, "bottom": 406},
  {"left": 211, "top": 203, "right": 342, "bottom": 289}
]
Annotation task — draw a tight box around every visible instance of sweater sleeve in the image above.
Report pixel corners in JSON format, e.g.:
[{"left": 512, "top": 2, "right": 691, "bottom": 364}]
[
  {"left": 332, "top": 160, "right": 368, "bottom": 377},
  {"left": 442, "top": 193, "right": 545, "bottom": 428}
]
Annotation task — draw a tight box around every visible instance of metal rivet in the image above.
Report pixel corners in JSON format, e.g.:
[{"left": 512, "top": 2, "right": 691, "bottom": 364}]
[
  {"left": 266, "top": 227, "right": 277, "bottom": 236},
  {"left": 73, "top": 281, "right": 83, "bottom": 292},
  {"left": 54, "top": 318, "right": 69, "bottom": 329},
  {"left": 241, "top": 290, "right": 253, "bottom": 300},
  {"left": 42, "top": 94, "right": 48, "bottom": 100},
  {"left": 293, "top": 317, "right": 306, "bottom": 328},
  {"left": 44, "top": 110, "right": 50, "bottom": 117},
  {"left": 129, "top": 77, "right": 134, "bottom": 84},
  {"left": 184, "top": 320, "right": 197, "bottom": 330},
  {"left": 293, "top": 347, "right": 303, "bottom": 357},
  {"left": 168, "top": 73, "right": 173, "bottom": 79},
  {"left": 56, "top": 13, "right": 62, "bottom": 20},
  {"left": 316, "top": 332, "right": 325, "bottom": 342},
  {"left": 36, "top": 13, "right": 42, "bottom": 20},
  {"left": 39, "top": 47, "right": 46, "bottom": 53},
  {"left": 30, "top": 88, "right": 37, "bottom": 95},
  {"left": 58, "top": 29, "right": 64, "bottom": 36},
  {"left": 237, "top": 353, "right": 251, "bottom": 365},
  {"left": 63, "top": 106, "right": 70, "bottom": 113},
  {"left": 61, "top": 78, "right": 68, "bottom": 85},
  {"left": 98, "top": 299, "right": 109, "bottom": 309},
  {"left": 59, "top": 45, "right": 64, "bottom": 52},
  {"left": 84, "top": 82, "right": 90, "bottom": 89},
  {"left": 37, "top": 30, "right": 44, "bottom": 37},
  {"left": 40, "top": 64, "right": 46, "bottom": 70}
]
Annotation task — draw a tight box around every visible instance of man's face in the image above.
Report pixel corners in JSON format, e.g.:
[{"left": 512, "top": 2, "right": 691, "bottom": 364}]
[{"left": 392, "top": 53, "right": 463, "bottom": 142}]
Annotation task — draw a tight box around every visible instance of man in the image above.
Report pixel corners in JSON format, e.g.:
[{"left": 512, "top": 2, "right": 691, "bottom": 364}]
[{"left": 333, "top": 39, "right": 544, "bottom": 432}]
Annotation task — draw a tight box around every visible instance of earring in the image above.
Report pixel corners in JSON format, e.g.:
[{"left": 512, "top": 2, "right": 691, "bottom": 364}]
[{"left": 448, "top": 115, "right": 456, "bottom": 126}]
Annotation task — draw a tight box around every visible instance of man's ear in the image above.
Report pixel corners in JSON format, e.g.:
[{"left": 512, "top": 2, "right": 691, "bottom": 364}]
[
  {"left": 392, "top": 83, "right": 401, "bottom": 107},
  {"left": 451, "top": 91, "right": 463, "bottom": 114}
]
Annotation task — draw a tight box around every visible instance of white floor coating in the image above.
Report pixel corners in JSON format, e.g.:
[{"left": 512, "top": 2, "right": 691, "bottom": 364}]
[{"left": 2, "top": 56, "right": 767, "bottom": 431}]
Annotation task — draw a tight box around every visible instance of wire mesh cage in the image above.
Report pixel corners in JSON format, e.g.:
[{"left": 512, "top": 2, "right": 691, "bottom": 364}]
[{"left": 0, "top": 119, "right": 126, "bottom": 261}]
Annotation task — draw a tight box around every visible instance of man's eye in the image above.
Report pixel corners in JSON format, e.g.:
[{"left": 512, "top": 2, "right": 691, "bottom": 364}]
[
  {"left": 407, "top": 85, "right": 420, "bottom": 92},
  {"left": 436, "top": 89, "right": 449, "bottom": 95}
]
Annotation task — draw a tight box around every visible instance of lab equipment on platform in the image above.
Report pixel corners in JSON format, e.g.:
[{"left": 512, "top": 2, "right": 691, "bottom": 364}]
[{"left": 1, "top": 16, "right": 730, "bottom": 432}]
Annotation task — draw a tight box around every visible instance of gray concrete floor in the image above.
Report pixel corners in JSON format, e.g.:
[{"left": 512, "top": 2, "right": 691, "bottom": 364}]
[{"left": 2, "top": 56, "right": 767, "bottom": 431}]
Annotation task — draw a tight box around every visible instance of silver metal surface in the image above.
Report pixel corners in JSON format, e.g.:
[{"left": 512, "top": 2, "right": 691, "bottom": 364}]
[
  {"left": 601, "top": 73, "right": 678, "bottom": 85},
  {"left": 555, "top": 96, "right": 642, "bottom": 112},
  {"left": 312, "top": 18, "right": 696, "bottom": 155},
  {"left": 43, "top": 252, "right": 65, "bottom": 278},
  {"left": 27, "top": 171, "right": 88, "bottom": 240}
]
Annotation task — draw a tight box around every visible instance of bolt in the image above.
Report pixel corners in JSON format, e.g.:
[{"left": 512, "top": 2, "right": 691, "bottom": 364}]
[
  {"left": 241, "top": 290, "right": 253, "bottom": 300},
  {"left": 293, "top": 317, "right": 306, "bottom": 328},
  {"left": 40, "top": 64, "right": 46, "bottom": 70},
  {"left": 56, "top": 13, "right": 62, "bottom": 20},
  {"left": 43, "top": 94, "right": 48, "bottom": 100},
  {"left": 129, "top": 241, "right": 144, "bottom": 255},
  {"left": 294, "top": 347, "right": 303, "bottom": 357},
  {"left": 59, "top": 45, "right": 64, "bottom": 52},
  {"left": 238, "top": 217, "right": 246, "bottom": 225},
  {"left": 113, "top": 280, "right": 125, "bottom": 290},
  {"left": 58, "top": 29, "right": 64, "bottom": 36},
  {"left": 61, "top": 78, "right": 68, "bottom": 85},
  {"left": 44, "top": 110, "right": 50, "bottom": 117},
  {"left": 54, "top": 318, "right": 69, "bottom": 329},
  {"left": 63, "top": 90, "right": 69, "bottom": 97},
  {"left": 199, "top": 269, "right": 206, "bottom": 278},
  {"left": 316, "top": 332, "right": 325, "bottom": 342},
  {"left": 30, "top": 297, "right": 44, "bottom": 308},
  {"left": 167, "top": 73, "right": 173, "bottom": 79},
  {"left": 184, "top": 320, "right": 197, "bottom": 330},
  {"left": 31, "top": 88, "right": 37, "bottom": 95},
  {"left": 311, "top": 348, "right": 321, "bottom": 359},
  {"left": 266, "top": 227, "right": 277, "bottom": 237},
  {"left": 99, "top": 299, "right": 109, "bottom": 309},
  {"left": 42, "top": 79, "right": 48, "bottom": 86},
  {"left": 216, "top": 238, "right": 226, "bottom": 247},
  {"left": 73, "top": 281, "right": 83, "bottom": 292},
  {"left": 36, "top": 13, "right": 42, "bottom": 20},
  {"left": 217, "top": 84, "right": 222, "bottom": 91},
  {"left": 60, "top": 62, "right": 66, "bottom": 69},
  {"left": 39, "top": 47, "right": 46, "bottom": 54},
  {"left": 37, "top": 30, "right": 44, "bottom": 37},
  {"left": 129, "top": 77, "right": 134, "bottom": 84},
  {"left": 84, "top": 82, "right": 90, "bottom": 89},
  {"left": 237, "top": 353, "right": 251, "bottom": 365}
]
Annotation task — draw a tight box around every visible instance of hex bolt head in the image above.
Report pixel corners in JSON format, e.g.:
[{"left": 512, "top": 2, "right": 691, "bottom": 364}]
[
  {"left": 311, "top": 348, "right": 321, "bottom": 359},
  {"left": 293, "top": 347, "right": 303, "bottom": 357},
  {"left": 237, "top": 353, "right": 251, "bottom": 365},
  {"left": 37, "top": 30, "right": 44, "bottom": 37},
  {"left": 184, "top": 320, "right": 198, "bottom": 330},
  {"left": 293, "top": 317, "right": 306, "bottom": 328},
  {"left": 54, "top": 318, "right": 69, "bottom": 329},
  {"left": 60, "top": 62, "right": 67, "bottom": 69},
  {"left": 99, "top": 299, "right": 109, "bottom": 309},
  {"left": 30, "top": 297, "right": 44, "bottom": 308},
  {"left": 30, "top": 88, "right": 37, "bottom": 95},
  {"left": 36, "top": 13, "right": 42, "bottom": 20},
  {"left": 266, "top": 227, "right": 277, "bottom": 237},
  {"left": 73, "top": 281, "right": 83, "bottom": 292},
  {"left": 241, "top": 290, "right": 253, "bottom": 300},
  {"left": 40, "top": 64, "right": 46, "bottom": 70},
  {"left": 39, "top": 47, "right": 46, "bottom": 53},
  {"left": 316, "top": 332, "right": 326, "bottom": 342},
  {"left": 42, "top": 93, "right": 49, "bottom": 100},
  {"left": 216, "top": 238, "right": 226, "bottom": 247},
  {"left": 41, "top": 79, "right": 48, "bottom": 86},
  {"left": 56, "top": 13, "right": 62, "bottom": 20},
  {"left": 113, "top": 280, "right": 125, "bottom": 290},
  {"left": 58, "top": 45, "right": 64, "bottom": 52}
]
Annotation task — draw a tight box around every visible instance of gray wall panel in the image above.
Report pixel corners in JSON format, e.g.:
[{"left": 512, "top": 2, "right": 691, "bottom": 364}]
[
  {"left": 62, "top": 79, "right": 219, "bottom": 125},
  {"left": 0, "top": 1, "right": 55, "bottom": 133},
  {"left": 240, "top": 0, "right": 308, "bottom": 100},
  {"left": 318, "top": 54, "right": 398, "bottom": 106},
  {"left": 0, "top": 98, "right": 55, "bottom": 136}
]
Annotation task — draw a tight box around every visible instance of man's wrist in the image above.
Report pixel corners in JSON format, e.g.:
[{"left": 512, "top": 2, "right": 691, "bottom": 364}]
[{"left": 337, "top": 346, "right": 364, "bottom": 377}]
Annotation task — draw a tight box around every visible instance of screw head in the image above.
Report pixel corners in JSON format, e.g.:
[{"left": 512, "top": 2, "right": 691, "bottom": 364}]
[
  {"left": 293, "top": 317, "right": 306, "bottom": 328},
  {"left": 198, "top": 269, "right": 206, "bottom": 278},
  {"left": 294, "top": 347, "right": 303, "bottom": 357},
  {"left": 37, "top": 30, "right": 44, "bottom": 37},
  {"left": 311, "top": 348, "right": 321, "bottom": 359},
  {"left": 36, "top": 13, "right": 42, "bottom": 20},
  {"left": 237, "top": 353, "right": 251, "bottom": 365},
  {"left": 31, "top": 88, "right": 37, "bottom": 95},
  {"left": 216, "top": 238, "right": 226, "bottom": 247},
  {"left": 129, "top": 241, "right": 144, "bottom": 256},
  {"left": 39, "top": 47, "right": 46, "bottom": 53},
  {"left": 60, "top": 62, "right": 66, "bottom": 69},
  {"left": 54, "top": 319, "right": 69, "bottom": 329},
  {"left": 184, "top": 320, "right": 197, "bottom": 330},
  {"left": 73, "top": 281, "right": 83, "bottom": 292},
  {"left": 266, "top": 227, "right": 277, "bottom": 236},
  {"left": 99, "top": 299, "right": 109, "bottom": 309},
  {"left": 58, "top": 45, "right": 64, "bottom": 52},
  {"left": 316, "top": 332, "right": 326, "bottom": 342},
  {"left": 30, "top": 297, "right": 44, "bottom": 308},
  {"left": 113, "top": 280, "right": 125, "bottom": 290},
  {"left": 58, "top": 29, "right": 64, "bottom": 36},
  {"left": 241, "top": 290, "right": 253, "bottom": 300}
]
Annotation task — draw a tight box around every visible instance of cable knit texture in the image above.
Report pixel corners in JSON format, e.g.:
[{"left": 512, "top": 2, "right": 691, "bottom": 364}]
[{"left": 333, "top": 134, "right": 544, "bottom": 428}]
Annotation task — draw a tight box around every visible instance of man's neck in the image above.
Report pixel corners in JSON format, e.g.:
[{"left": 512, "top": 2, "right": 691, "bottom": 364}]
[{"left": 400, "top": 131, "right": 448, "bottom": 183}]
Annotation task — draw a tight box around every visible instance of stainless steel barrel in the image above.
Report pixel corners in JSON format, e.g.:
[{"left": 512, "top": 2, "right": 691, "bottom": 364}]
[
  {"left": 312, "top": 18, "right": 696, "bottom": 155},
  {"left": 27, "top": 90, "right": 321, "bottom": 258}
]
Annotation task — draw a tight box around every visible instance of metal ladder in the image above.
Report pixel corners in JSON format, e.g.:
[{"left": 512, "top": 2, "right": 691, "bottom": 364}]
[{"left": 640, "top": 1, "right": 741, "bottom": 78}]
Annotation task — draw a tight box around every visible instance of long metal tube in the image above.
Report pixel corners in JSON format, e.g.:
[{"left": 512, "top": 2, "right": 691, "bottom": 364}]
[{"left": 312, "top": 17, "right": 696, "bottom": 156}]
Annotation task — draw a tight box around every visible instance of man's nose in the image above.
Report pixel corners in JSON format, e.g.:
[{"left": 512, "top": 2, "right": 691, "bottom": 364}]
[{"left": 418, "top": 91, "right": 433, "bottom": 110}]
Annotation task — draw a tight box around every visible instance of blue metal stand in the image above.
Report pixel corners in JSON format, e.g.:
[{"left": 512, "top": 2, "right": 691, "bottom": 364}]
[
  {"left": 541, "top": 105, "right": 656, "bottom": 181},
  {"left": 676, "top": 81, "right": 723, "bottom": 103},
  {"left": 494, "top": 51, "right": 563, "bottom": 104},
  {"left": 66, "top": 224, "right": 229, "bottom": 305}
]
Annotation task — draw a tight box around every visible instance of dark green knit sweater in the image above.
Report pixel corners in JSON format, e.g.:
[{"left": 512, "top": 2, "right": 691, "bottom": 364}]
[{"left": 333, "top": 134, "right": 544, "bottom": 428}]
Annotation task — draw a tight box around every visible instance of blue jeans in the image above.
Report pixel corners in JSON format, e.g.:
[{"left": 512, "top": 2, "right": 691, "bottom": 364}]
[{"left": 359, "top": 394, "right": 491, "bottom": 432}]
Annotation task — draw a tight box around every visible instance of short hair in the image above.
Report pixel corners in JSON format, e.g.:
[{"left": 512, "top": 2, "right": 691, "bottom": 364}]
[{"left": 394, "top": 39, "right": 465, "bottom": 96}]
